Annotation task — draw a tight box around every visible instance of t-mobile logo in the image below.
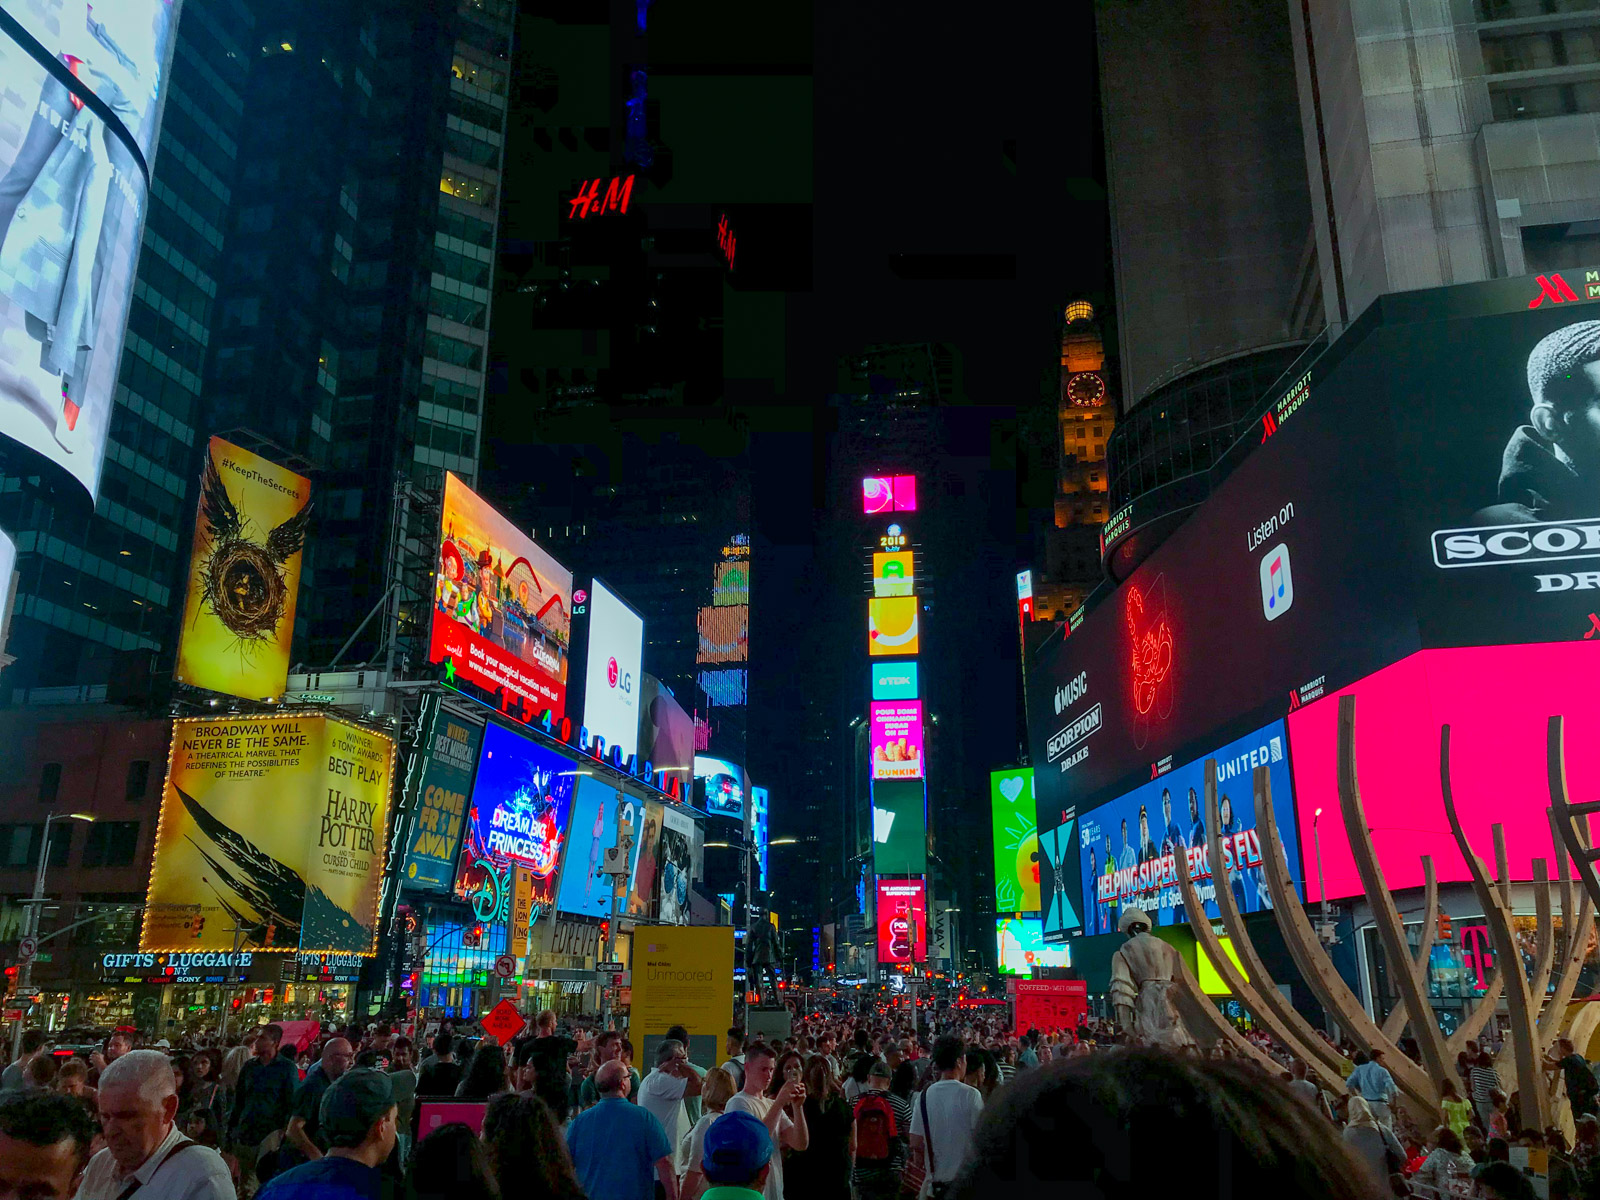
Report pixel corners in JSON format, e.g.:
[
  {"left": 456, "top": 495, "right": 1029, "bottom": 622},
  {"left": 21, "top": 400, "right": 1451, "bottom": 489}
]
[{"left": 1259, "top": 544, "right": 1294, "bottom": 621}]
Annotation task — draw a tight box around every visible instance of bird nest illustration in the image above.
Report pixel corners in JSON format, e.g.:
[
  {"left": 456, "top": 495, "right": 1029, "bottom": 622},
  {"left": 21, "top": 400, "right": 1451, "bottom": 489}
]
[{"left": 201, "top": 537, "right": 290, "bottom": 642}]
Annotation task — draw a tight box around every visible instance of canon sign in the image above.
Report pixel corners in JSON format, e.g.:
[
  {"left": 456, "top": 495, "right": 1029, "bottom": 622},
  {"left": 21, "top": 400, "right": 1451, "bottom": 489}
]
[{"left": 1432, "top": 518, "right": 1600, "bottom": 569}]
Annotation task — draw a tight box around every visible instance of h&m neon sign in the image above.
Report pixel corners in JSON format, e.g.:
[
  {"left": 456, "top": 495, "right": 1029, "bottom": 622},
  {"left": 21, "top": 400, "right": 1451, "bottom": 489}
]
[{"left": 568, "top": 175, "right": 635, "bottom": 221}]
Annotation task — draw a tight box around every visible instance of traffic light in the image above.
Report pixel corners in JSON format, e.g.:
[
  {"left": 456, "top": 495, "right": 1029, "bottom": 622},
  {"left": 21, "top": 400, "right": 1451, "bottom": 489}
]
[
  {"left": 264, "top": 922, "right": 277, "bottom": 946},
  {"left": 599, "top": 919, "right": 610, "bottom": 944},
  {"left": 463, "top": 924, "right": 484, "bottom": 948},
  {"left": 1438, "top": 912, "right": 1453, "bottom": 942},
  {"left": 188, "top": 914, "right": 205, "bottom": 938}
]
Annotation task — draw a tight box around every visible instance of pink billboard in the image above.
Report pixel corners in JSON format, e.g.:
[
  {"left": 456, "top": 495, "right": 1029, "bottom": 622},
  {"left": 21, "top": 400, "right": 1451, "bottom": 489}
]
[
  {"left": 871, "top": 700, "right": 925, "bottom": 781},
  {"left": 862, "top": 475, "right": 918, "bottom": 514},
  {"left": 1288, "top": 642, "right": 1600, "bottom": 902}
]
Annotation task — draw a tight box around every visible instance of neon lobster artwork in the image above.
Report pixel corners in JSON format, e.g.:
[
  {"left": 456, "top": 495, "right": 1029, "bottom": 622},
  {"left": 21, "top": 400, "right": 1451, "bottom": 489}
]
[{"left": 1126, "top": 582, "right": 1174, "bottom": 746}]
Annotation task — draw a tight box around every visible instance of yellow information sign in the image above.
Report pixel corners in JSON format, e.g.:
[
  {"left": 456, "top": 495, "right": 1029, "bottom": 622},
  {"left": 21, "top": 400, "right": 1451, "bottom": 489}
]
[
  {"left": 629, "top": 925, "right": 734, "bottom": 1038},
  {"left": 175, "top": 437, "right": 312, "bottom": 701},
  {"left": 142, "top": 715, "right": 395, "bottom": 956}
]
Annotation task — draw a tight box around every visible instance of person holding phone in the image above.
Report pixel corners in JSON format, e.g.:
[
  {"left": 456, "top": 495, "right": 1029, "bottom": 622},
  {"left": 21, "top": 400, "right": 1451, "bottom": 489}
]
[
  {"left": 639, "top": 1040, "right": 703, "bottom": 1151},
  {"left": 725, "top": 1046, "right": 809, "bottom": 1200}
]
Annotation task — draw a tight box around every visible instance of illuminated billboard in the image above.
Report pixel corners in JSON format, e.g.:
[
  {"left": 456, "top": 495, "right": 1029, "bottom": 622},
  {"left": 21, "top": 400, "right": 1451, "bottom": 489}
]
[
  {"left": 143, "top": 715, "right": 394, "bottom": 955},
  {"left": 626, "top": 798, "right": 664, "bottom": 917},
  {"left": 579, "top": 578, "right": 643, "bottom": 759},
  {"left": 990, "top": 768, "right": 1040, "bottom": 913},
  {"left": 862, "top": 475, "right": 918, "bottom": 514},
  {"left": 658, "top": 805, "right": 695, "bottom": 924},
  {"left": 876, "top": 878, "right": 927, "bottom": 963},
  {"left": 996, "top": 917, "right": 1070, "bottom": 976},
  {"left": 1038, "top": 806, "right": 1080, "bottom": 940},
  {"left": 712, "top": 561, "right": 749, "bottom": 606},
  {"left": 871, "top": 778, "right": 926, "bottom": 874},
  {"left": 696, "top": 604, "right": 748, "bottom": 663},
  {"left": 870, "top": 701, "right": 924, "bottom": 781},
  {"left": 871, "top": 662, "right": 919, "bottom": 700},
  {"left": 698, "top": 668, "right": 748, "bottom": 707},
  {"left": 400, "top": 711, "right": 482, "bottom": 894},
  {"left": 432, "top": 473, "right": 572, "bottom": 717},
  {"left": 872, "top": 551, "right": 915, "bottom": 597},
  {"left": 1288, "top": 642, "right": 1600, "bottom": 902},
  {"left": 695, "top": 756, "right": 746, "bottom": 819},
  {"left": 868, "top": 596, "right": 919, "bottom": 657},
  {"left": 639, "top": 674, "right": 693, "bottom": 796},
  {"left": 557, "top": 776, "right": 645, "bottom": 919},
  {"left": 174, "top": 438, "right": 311, "bottom": 701},
  {"left": 454, "top": 724, "right": 577, "bottom": 916},
  {"left": 0, "top": 16, "right": 174, "bottom": 498},
  {"left": 1076, "top": 719, "right": 1302, "bottom": 938}
]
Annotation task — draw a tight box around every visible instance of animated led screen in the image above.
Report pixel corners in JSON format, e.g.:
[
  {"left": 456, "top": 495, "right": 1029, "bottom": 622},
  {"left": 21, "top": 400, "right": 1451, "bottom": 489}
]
[
  {"left": 872, "top": 662, "right": 919, "bottom": 701},
  {"left": 991, "top": 768, "right": 1040, "bottom": 913},
  {"left": 432, "top": 474, "right": 572, "bottom": 718},
  {"left": 579, "top": 578, "right": 643, "bottom": 759},
  {"left": 872, "top": 551, "right": 915, "bottom": 598},
  {"left": 871, "top": 778, "right": 927, "bottom": 874},
  {"left": 1288, "top": 641, "right": 1600, "bottom": 902},
  {"left": 455, "top": 723, "right": 577, "bottom": 913},
  {"left": 870, "top": 701, "right": 925, "bottom": 781},
  {"left": 876, "top": 877, "right": 927, "bottom": 963},
  {"left": 868, "top": 596, "right": 920, "bottom": 657},
  {"left": 1076, "top": 719, "right": 1302, "bottom": 937},
  {"left": 862, "top": 475, "right": 918, "bottom": 514},
  {"left": 995, "top": 917, "right": 1070, "bottom": 976}
]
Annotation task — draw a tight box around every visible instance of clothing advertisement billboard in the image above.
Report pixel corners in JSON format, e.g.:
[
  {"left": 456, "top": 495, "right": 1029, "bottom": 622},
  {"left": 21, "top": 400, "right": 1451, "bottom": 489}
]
[
  {"left": 1076, "top": 719, "right": 1303, "bottom": 938},
  {"left": 400, "top": 712, "right": 482, "bottom": 894},
  {"left": 557, "top": 776, "right": 643, "bottom": 919},
  {"left": 142, "top": 715, "right": 395, "bottom": 955},
  {"left": 658, "top": 805, "right": 694, "bottom": 924},
  {"left": 869, "top": 700, "right": 924, "bottom": 781},
  {"left": 868, "top": 596, "right": 919, "bottom": 657},
  {"left": 990, "top": 767, "right": 1040, "bottom": 914},
  {"left": 1287, "top": 641, "right": 1600, "bottom": 902},
  {"left": 1038, "top": 807, "right": 1080, "bottom": 940},
  {"left": 695, "top": 756, "right": 744, "bottom": 819},
  {"left": 876, "top": 878, "right": 926, "bottom": 963},
  {"left": 431, "top": 473, "right": 572, "bottom": 718},
  {"left": 173, "top": 438, "right": 311, "bottom": 701},
  {"left": 0, "top": 15, "right": 170, "bottom": 498},
  {"left": 871, "top": 662, "right": 919, "bottom": 701},
  {"left": 995, "top": 917, "right": 1070, "bottom": 976},
  {"left": 579, "top": 578, "right": 643, "bottom": 759},
  {"left": 626, "top": 798, "right": 665, "bottom": 917},
  {"left": 871, "top": 778, "right": 926, "bottom": 875},
  {"left": 453, "top": 723, "right": 576, "bottom": 917}
]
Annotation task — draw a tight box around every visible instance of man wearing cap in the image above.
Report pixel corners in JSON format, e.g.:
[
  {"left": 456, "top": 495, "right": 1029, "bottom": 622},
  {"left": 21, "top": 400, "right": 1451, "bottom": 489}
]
[
  {"left": 565, "top": 1059, "right": 678, "bottom": 1200},
  {"left": 700, "top": 1110, "right": 774, "bottom": 1200},
  {"left": 256, "top": 1068, "right": 397, "bottom": 1200},
  {"left": 851, "top": 1060, "right": 910, "bottom": 1200}
]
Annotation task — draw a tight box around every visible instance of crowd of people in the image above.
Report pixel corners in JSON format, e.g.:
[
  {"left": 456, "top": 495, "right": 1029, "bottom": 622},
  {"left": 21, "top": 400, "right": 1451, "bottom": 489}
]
[{"left": 0, "top": 1003, "right": 1593, "bottom": 1200}]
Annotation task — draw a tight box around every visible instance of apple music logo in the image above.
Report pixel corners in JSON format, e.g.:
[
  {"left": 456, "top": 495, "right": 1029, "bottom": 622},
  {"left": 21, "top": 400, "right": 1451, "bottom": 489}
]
[{"left": 1259, "top": 544, "right": 1294, "bottom": 621}]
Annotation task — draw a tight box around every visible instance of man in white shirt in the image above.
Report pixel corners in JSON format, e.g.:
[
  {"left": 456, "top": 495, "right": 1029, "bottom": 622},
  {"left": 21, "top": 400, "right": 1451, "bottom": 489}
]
[
  {"left": 909, "top": 1036, "right": 984, "bottom": 1199},
  {"left": 720, "top": 1027, "right": 747, "bottom": 1091},
  {"left": 76, "top": 1049, "right": 235, "bottom": 1200},
  {"left": 725, "top": 1044, "right": 809, "bottom": 1200},
  {"left": 637, "top": 1038, "right": 703, "bottom": 1149}
]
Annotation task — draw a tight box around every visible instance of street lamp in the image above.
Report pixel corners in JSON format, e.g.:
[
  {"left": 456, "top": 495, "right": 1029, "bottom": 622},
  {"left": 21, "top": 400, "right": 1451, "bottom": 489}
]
[{"left": 13, "top": 813, "right": 95, "bottom": 1055}]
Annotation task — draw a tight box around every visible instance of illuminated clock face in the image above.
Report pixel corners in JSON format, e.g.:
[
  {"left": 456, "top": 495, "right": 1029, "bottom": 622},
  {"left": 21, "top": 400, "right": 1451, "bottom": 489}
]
[{"left": 1067, "top": 372, "right": 1106, "bottom": 406}]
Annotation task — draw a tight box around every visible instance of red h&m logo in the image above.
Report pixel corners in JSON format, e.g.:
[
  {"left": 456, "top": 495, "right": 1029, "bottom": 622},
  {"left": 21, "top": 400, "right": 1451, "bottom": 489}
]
[
  {"left": 716, "top": 213, "right": 737, "bottom": 271},
  {"left": 1529, "top": 273, "right": 1580, "bottom": 309},
  {"left": 568, "top": 175, "right": 635, "bottom": 220},
  {"left": 1260, "top": 412, "right": 1278, "bottom": 443}
]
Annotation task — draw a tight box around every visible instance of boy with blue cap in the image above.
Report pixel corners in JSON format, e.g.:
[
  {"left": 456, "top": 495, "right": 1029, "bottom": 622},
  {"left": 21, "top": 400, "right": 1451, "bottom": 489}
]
[{"left": 701, "top": 1110, "right": 774, "bottom": 1200}]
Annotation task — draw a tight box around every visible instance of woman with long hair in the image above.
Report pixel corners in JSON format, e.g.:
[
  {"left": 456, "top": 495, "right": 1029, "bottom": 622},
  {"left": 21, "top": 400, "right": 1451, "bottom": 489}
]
[
  {"left": 405, "top": 1122, "right": 499, "bottom": 1200},
  {"left": 187, "top": 1047, "right": 224, "bottom": 1123},
  {"left": 767, "top": 1051, "right": 806, "bottom": 1098},
  {"left": 456, "top": 1042, "right": 509, "bottom": 1099},
  {"left": 482, "top": 1092, "right": 584, "bottom": 1200},
  {"left": 781, "top": 1055, "right": 853, "bottom": 1200},
  {"left": 681, "top": 1067, "right": 738, "bottom": 1200}
]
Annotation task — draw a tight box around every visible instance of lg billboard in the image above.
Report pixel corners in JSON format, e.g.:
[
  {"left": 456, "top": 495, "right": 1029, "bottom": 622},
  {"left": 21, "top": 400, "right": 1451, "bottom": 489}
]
[{"left": 578, "top": 578, "right": 644, "bottom": 760}]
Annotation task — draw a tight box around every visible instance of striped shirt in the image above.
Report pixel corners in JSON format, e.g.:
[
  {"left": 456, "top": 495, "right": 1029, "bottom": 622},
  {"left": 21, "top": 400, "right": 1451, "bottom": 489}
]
[{"left": 1470, "top": 1064, "right": 1501, "bottom": 1105}]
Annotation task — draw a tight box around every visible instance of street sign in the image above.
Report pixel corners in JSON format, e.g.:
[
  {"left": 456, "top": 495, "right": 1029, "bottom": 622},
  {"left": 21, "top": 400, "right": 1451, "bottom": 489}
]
[
  {"left": 481, "top": 998, "right": 523, "bottom": 1044},
  {"left": 16, "top": 937, "right": 37, "bottom": 963},
  {"left": 3, "top": 1009, "right": 21, "bottom": 1022},
  {"left": 492, "top": 955, "right": 516, "bottom": 980},
  {"left": 597, "top": 961, "right": 624, "bottom": 973}
]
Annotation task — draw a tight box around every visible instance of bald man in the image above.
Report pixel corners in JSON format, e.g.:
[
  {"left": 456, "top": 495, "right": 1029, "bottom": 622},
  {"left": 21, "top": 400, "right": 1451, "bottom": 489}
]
[
  {"left": 76, "top": 1050, "right": 235, "bottom": 1199},
  {"left": 285, "top": 1037, "right": 354, "bottom": 1162},
  {"left": 566, "top": 1059, "right": 678, "bottom": 1200},
  {"left": 1478, "top": 319, "right": 1600, "bottom": 524}
]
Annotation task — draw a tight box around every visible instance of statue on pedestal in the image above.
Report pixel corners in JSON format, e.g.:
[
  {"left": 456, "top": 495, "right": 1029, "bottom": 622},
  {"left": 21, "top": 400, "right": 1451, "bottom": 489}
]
[{"left": 1109, "top": 907, "right": 1195, "bottom": 1050}]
